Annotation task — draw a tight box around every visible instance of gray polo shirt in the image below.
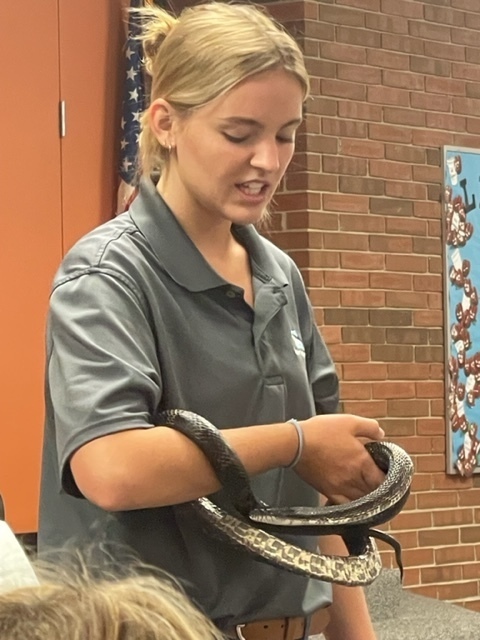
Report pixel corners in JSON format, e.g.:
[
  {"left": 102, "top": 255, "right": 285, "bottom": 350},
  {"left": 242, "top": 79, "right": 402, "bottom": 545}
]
[{"left": 39, "top": 178, "right": 339, "bottom": 628}]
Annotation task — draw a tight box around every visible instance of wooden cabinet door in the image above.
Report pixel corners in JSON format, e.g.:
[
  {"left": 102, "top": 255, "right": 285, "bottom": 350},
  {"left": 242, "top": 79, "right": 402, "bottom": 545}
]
[
  {"left": 59, "top": 0, "right": 124, "bottom": 252},
  {"left": 0, "top": 0, "right": 63, "bottom": 532},
  {"left": 0, "top": 0, "right": 124, "bottom": 532}
]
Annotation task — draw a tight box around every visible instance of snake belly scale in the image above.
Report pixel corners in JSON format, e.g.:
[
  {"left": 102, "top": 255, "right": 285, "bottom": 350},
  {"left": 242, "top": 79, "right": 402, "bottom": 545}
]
[{"left": 159, "top": 409, "right": 414, "bottom": 587}]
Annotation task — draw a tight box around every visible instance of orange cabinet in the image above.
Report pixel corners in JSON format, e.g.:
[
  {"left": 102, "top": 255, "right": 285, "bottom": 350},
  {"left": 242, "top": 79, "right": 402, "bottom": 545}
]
[{"left": 0, "top": 0, "right": 124, "bottom": 532}]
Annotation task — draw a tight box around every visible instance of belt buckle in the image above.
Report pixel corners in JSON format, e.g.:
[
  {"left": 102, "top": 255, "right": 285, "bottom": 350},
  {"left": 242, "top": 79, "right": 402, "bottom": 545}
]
[{"left": 235, "top": 624, "right": 247, "bottom": 640}]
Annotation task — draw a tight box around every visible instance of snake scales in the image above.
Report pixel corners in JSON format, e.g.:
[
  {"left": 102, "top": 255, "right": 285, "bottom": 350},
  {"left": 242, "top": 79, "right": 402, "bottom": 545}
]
[{"left": 160, "top": 409, "right": 414, "bottom": 587}]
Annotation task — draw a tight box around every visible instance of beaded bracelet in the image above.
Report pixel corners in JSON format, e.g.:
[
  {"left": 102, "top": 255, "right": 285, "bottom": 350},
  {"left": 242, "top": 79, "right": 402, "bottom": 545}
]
[{"left": 285, "top": 418, "right": 304, "bottom": 468}]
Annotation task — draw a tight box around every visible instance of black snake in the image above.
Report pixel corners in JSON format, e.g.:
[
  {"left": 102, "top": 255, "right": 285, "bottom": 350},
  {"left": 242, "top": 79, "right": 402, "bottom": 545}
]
[{"left": 160, "top": 409, "right": 414, "bottom": 586}]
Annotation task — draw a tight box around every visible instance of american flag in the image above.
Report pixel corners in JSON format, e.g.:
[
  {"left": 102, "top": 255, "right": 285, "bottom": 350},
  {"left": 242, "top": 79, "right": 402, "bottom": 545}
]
[{"left": 117, "top": 0, "right": 147, "bottom": 213}]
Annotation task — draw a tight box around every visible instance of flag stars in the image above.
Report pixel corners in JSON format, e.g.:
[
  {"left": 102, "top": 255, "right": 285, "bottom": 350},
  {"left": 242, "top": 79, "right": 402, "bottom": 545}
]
[
  {"left": 122, "top": 158, "right": 133, "bottom": 173},
  {"left": 126, "top": 67, "right": 137, "bottom": 81},
  {"left": 129, "top": 87, "right": 139, "bottom": 102}
]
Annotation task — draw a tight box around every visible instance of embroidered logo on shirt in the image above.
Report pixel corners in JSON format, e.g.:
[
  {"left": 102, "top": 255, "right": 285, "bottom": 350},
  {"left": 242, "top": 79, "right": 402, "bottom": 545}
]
[{"left": 291, "top": 329, "right": 306, "bottom": 357}]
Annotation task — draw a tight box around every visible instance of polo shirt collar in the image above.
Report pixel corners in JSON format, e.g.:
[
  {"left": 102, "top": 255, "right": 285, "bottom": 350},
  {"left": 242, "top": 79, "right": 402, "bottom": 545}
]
[{"left": 129, "top": 177, "right": 288, "bottom": 292}]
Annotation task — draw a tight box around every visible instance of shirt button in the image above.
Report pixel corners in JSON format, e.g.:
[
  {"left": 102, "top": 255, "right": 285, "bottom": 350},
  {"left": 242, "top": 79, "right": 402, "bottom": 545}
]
[{"left": 226, "top": 289, "right": 236, "bottom": 298}]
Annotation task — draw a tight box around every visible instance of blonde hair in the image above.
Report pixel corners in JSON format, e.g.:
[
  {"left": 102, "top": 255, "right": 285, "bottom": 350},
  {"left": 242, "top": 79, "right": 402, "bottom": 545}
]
[
  {"left": 0, "top": 558, "right": 223, "bottom": 640},
  {"left": 134, "top": 1, "right": 310, "bottom": 176}
]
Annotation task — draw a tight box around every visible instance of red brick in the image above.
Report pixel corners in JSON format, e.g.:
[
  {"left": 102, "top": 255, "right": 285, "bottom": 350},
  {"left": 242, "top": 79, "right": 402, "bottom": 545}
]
[
  {"left": 413, "top": 201, "right": 441, "bottom": 219},
  {"left": 341, "top": 139, "right": 385, "bottom": 158},
  {"left": 366, "top": 49, "right": 409, "bottom": 70},
  {"left": 385, "top": 181, "right": 427, "bottom": 200},
  {"left": 322, "top": 118, "right": 367, "bottom": 139},
  {"left": 328, "top": 343, "right": 370, "bottom": 363},
  {"left": 324, "top": 270, "right": 369, "bottom": 288},
  {"left": 342, "top": 363, "right": 388, "bottom": 381},
  {"left": 382, "top": 33, "right": 424, "bottom": 55},
  {"left": 336, "top": 25, "right": 381, "bottom": 48},
  {"left": 341, "top": 399, "right": 388, "bottom": 418},
  {"left": 433, "top": 509, "right": 474, "bottom": 528},
  {"left": 452, "top": 63, "right": 480, "bottom": 82},
  {"left": 453, "top": 96, "right": 480, "bottom": 115},
  {"left": 339, "top": 213, "right": 385, "bottom": 233},
  {"left": 318, "top": 4, "right": 365, "bottom": 27},
  {"left": 369, "top": 234, "right": 413, "bottom": 253},
  {"left": 341, "top": 252, "right": 385, "bottom": 271},
  {"left": 382, "top": 418, "right": 416, "bottom": 437},
  {"left": 372, "top": 381, "right": 415, "bottom": 399},
  {"left": 385, "top": 254, "right": 427, "bottom": 272},
  {"left": 415, "top": 454, "right": 446, "bottom": 472},
  {"left": 426, "top": 76, "right": 466, "bottom": 96},
  {"left": 452, "top": 27, "right": 480, "bottom": 47},
  {"left": 366, "top": 12, "right": 408, "bottom": 34},
  {"left": 320, "top": 42, "right": 366, "bottom": 64},
  {"left": 370, "top": 272, "right": 412, "bottom": 290},
  {"left": 422, "top": 564, "right": 463, "bottom": 584},
  {"left": 368, "top": 123, "right": 412, "bottom": 144},
  {"left": 322, "top": 194, "right": 370, "bottom": 213},
  {"left": 416, "top": 381, "right": 444, "bottom": 399},
  {"left": 340, "top": 381, "right": 372, "bottom": 400},
  {"left": 387, "top": 398, "right": 430, "bottom": 418},
  {"left": 340, "top": 290, "right": 386, "bottom": 307},
  {"left": 320, "top": 78, "right": 366, "bottom": 101},
  {"left": 337, "top": 0, "right": 380, "bottom": 9},
  {"left": 323, "top": 232, "right": 369, "bottom": 251},
  {"left": 381, "top": 0, "right": 423, "bottom": 18},
  {"left": 338, "top": 101, "right": 383, "bottom": 121},
  {"left": 367, "top": 85, "right": 410, "bottom": 107},
  {"left": 369, "top": 159, "right": 412, "bottom": 181},
  {"left": 412, "top": 164, "right": 442, "bottom": 183},
  {"left": 383, "top": 69, "right": 425, "bottom": 91},
  {"left": 424, "top": 40, "right": 466, "bottom": 62},
  {"left": 417, "top": 491, "right": 458, "bottom": 510},
  {"left": 426, "top": 112, "right": 467, "bottom": 132},
  {"left": 438, "top": 581, "right": 479, "bottom": 602},
  {"left": 409, "top": 20, "right": 450, "bottom": 42},
  {"left": 320, "top": 325, "right": 342, "bottom": 346},
  {"left": 410, "top": 55, "right": 451, "bottom": 77}
]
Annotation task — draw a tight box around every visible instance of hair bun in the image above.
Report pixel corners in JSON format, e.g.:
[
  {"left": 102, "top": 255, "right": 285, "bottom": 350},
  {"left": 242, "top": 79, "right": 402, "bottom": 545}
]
[{"left": 130, "top": 6, "right": 178, "bottom": 76}]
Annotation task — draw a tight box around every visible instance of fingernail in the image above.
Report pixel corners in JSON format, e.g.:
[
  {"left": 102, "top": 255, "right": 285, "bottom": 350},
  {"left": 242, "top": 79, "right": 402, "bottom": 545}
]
[{"left": 379, "top": 428, "right": 385, "bottom": 438}]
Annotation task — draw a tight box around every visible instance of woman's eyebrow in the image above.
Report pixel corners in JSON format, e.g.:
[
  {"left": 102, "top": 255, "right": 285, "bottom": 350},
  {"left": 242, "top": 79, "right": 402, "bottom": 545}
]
[{"left": 219, "top": 116, "right": 303, "bottom": 128}]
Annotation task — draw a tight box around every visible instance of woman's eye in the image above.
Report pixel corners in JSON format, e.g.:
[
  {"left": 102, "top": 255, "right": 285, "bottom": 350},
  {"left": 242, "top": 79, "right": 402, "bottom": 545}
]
[
  {"left": 277, "top": 136, "right": 295, "bottom": 144},
  {"left": 223, "top": 133, "right": 248, "bottom": 143}
]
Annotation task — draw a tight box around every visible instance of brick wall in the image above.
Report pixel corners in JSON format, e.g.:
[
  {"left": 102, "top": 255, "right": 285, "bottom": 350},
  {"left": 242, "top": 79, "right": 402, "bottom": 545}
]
[{"left": 262, "top": 0, "right": 480, "bottom": 612}]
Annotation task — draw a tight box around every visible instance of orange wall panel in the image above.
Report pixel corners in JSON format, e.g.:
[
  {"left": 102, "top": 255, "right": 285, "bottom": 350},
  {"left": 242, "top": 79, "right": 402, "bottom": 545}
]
[
  {"left": 59, "top": 0, "right": 124, "bottom": 252},
  {"left": 0, "top": 1, "right": 63, "bottom": 532},
  {"left": 0, "top": 0, "right": 125, "bottom": 532}
]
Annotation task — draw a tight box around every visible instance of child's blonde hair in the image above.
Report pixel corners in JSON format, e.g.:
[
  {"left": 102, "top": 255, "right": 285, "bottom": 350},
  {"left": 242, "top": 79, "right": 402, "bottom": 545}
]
[{"left": 0, "top": 556, "right": 223, "bottom": 640}]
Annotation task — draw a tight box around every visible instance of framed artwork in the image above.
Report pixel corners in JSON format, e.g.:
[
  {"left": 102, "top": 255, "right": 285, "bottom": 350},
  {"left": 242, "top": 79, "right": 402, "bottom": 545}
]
[{"left": 444, "top": 146, "right": 480, "bottom": 475}]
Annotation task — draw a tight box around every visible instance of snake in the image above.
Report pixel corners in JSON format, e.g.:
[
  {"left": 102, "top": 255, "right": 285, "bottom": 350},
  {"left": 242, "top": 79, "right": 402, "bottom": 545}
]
[{"left": 159, "top": 409, "right": 414, "bottom": 586}]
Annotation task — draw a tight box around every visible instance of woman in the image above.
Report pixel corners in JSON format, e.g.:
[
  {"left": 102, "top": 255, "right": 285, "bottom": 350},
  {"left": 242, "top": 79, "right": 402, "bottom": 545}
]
[{"left": 39, "top": 3, "right": 384, "bottom": 639}]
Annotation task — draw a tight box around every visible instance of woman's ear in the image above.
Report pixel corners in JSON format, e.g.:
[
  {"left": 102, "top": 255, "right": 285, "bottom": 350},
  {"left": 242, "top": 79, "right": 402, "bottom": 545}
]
[{"left": 148, "top": 98, "right": 176, "bottom": 147}]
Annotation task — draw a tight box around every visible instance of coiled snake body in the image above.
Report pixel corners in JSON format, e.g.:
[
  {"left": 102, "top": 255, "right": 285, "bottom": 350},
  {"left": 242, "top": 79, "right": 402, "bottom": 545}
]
[{"left": 160, "top": 410, "right": 414, "bottom": 587}]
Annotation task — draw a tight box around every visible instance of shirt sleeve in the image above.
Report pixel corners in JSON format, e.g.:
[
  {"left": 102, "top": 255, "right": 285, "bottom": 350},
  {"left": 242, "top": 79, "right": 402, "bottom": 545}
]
[
  {"left": 47, "top": 270, "right": 162, "bottom": 495},
  {"left": 288, "top": 261, "right": 340, "bottom": 415}
]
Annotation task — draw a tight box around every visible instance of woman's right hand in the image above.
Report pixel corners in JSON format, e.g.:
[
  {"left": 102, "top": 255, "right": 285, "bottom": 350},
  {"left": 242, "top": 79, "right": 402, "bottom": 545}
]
[{"left": 293, "top": 414, "right": 386, "bottom": 504}]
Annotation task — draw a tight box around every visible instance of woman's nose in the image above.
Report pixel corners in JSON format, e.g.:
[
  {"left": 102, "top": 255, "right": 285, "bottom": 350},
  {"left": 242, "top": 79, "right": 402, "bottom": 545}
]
[{"left": 250, "top": 140, "right": 281, "bottom": 172}]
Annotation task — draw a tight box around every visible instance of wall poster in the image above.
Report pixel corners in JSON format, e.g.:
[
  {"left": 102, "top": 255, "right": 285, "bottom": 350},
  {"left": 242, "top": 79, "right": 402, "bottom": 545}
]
[{"left": 444, "top": 146, "right": 480, "bottom": 476}]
